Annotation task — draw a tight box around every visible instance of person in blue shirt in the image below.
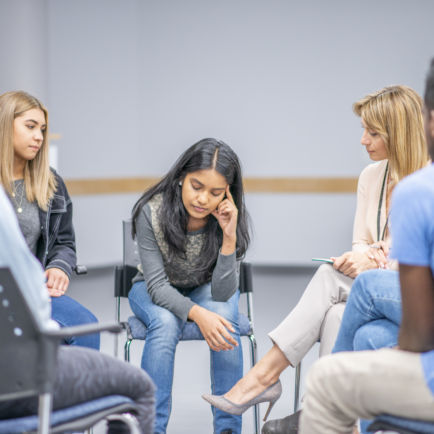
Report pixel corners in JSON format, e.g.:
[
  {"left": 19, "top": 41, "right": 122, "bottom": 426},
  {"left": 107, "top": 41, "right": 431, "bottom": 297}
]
[{"left": 297, "top": 58, "right": 434, "bottom": 434}]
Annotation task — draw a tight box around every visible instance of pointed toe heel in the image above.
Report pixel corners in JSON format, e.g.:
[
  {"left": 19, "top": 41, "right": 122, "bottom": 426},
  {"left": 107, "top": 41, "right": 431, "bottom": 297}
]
[
  {"left": 263, "top": 399, "right": 278, "bottom": 422},
  {"left": 202, "top": 379, "right": 282, "bottom": 419}
]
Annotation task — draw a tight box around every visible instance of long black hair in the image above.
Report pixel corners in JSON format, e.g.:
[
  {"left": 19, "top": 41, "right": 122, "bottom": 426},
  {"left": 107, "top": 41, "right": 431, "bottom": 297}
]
[{"left": 132, "top": 138, "right": 250, "bottom": 272}]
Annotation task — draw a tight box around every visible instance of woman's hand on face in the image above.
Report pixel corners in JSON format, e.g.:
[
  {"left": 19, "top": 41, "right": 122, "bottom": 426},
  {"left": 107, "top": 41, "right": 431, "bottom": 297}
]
[
  {"left": 45, "top": 268, "right": 69, "bottom": 297},
  {"left": 331, "top": 251, "right": 379, "bottom": 278},
  {"left": 211, "top": 185, "right": 238, "bottom": 241},
  {"left": 188, "top": 305, "right": 238, "bottom": 352}
]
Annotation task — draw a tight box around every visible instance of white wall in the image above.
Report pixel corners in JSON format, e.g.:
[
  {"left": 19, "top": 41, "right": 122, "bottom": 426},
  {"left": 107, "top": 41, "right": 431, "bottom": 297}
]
[{"left": 1, "top": 0, "right": 433, "bottom": 266}]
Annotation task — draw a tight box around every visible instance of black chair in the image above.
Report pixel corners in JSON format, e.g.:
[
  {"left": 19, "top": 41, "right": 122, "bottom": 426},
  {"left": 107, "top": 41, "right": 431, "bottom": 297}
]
[
  {"left": 114, "top": 219, "right": 260, "bottom": 433},
  {"left": 367, "top": 414, "right": 434, "bottom": 434},
  {"left": 0, "top": 267, "right": 142, "bottom": 434}
]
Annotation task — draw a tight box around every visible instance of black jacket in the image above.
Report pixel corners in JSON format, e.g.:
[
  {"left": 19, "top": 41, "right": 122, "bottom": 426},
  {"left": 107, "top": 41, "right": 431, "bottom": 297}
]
[{"left": 36, "top": 170, "right": 76, "bottom": 278}]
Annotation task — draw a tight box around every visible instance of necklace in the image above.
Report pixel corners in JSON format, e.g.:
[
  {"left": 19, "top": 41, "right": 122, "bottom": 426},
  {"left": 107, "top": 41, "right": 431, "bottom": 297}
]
[
  {"left": 12, "top": 181, "right": 25, "bottom": 213},
  {"left": 376, "top": 163, "right": 389, "bottom": 241}
]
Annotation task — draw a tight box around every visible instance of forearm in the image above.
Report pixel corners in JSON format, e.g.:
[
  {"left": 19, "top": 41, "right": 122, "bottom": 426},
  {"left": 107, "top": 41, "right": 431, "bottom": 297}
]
[
  {"left": 221, "top": 234, "right": 236, "bottom": 256},
  {"left": 149, "top": 280, "right": 195, "bottom": 321},
  {"left": 398, "top": 265, "right": 434, "bottom": 352},
  {"left": 211, "top": 252, "right": 238, "bottom": 301}
]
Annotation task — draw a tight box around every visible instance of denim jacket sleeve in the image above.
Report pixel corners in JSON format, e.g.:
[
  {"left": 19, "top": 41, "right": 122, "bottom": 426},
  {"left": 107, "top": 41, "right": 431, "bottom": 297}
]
[{"left": 37, "top": 171, "right": 77, "bottom": 278}]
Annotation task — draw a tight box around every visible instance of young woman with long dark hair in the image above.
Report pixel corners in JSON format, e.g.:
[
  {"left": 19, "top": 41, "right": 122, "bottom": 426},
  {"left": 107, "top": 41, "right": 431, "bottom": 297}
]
[{"left": 129, "top": 138, "right": 250, "bottom": 434}]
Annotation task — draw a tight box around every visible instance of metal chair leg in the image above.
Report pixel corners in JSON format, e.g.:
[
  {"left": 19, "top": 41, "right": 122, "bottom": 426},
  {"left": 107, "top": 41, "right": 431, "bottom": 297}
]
[
  {"left": 38, "top": 393, "right": 52, "bottom": 434},
  {"left": 114, "top": 296, "right": 121, "bottom": 358},
  {"left": 294, "top": 363, "right": 301, "bottom": 413},
  {"left": 249, "top": 334, "right": 260, "bottom": 434},
  {"left": 124, "top": 339, "right": 132, "bottom": 362}
]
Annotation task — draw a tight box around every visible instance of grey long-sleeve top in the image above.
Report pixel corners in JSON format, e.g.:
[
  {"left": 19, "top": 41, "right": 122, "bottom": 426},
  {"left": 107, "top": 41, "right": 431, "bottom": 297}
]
[{"left": 133, "top": 196, "right": 239, "bottom": 321}]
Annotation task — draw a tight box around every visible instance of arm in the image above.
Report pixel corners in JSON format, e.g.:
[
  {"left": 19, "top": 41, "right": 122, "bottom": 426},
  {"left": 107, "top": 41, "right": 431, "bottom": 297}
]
[
  {"left": 210, "top": 185, "right": 239, "bottom": 300},
  {"left": 189, "top": 185, "right": 240, "bottom": 351},
  {"left": 210, "top": 253, "right": 239, "bottom": 301},
  {"left": 334, "top": 164, "right": 387, "bottom": 277},
  {"left": 398, "top": 264, "right": 434, "bottom": 352},
  {"left": 44, "top": 174, "right": 77, "bottom": 294},
  {"left": 352, "top": 164, "right": 371, "bottom": 252},
  {"left": 390, "top": 174, "right": 434, "bottom": 352},
  {"left": 44, "top": 174, "right": 77, "bottom": 276},
  {"left": 136, "top": 204, "right": 238, "bottom": 351}
]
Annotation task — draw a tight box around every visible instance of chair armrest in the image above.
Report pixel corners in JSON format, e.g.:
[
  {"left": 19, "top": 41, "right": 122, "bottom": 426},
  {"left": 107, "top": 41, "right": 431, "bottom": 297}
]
[
  {"left": 44, "top": 322, "right": 123, "bottom": 339},
  {"left": 74, "top": 264, "right": 88, "bottom": 275}
]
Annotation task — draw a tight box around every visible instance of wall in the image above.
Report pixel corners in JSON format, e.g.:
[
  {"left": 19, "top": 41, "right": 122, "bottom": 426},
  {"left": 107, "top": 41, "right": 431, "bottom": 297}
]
[{"left": 1, "top": 0, "right": 433, "bottom": 265}]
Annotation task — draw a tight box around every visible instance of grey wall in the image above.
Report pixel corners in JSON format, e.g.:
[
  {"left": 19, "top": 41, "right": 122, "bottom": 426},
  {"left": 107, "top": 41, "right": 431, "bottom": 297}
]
[{"left": 1, "top": 0, "right": 433, "bottom": 266}]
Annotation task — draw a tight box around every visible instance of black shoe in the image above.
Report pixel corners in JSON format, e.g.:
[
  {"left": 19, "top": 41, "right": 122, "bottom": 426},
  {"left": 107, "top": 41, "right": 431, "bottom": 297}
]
[
  {"left": 107, "top": 420, "right": 130, "bottom": 434},
  {"left": 220, "top": 430, "right": 232, "bottom": 434},
  {"left": 261, "top": 410, "right": 301, "bottom": 434}
]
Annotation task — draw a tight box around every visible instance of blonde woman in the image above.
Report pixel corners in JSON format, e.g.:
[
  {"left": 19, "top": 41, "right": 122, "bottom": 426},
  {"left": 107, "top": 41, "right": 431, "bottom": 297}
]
[
  {"left": 0, "top": 90, "right": 99, "bottom": 349},
  {"left": 203, "top": 85, "right": 429, "bottom": 425}
]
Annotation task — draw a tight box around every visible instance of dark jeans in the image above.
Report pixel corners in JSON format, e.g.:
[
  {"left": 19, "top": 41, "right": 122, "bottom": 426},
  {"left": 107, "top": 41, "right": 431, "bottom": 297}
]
[{"left": 0, "top": 347, "right": 155, "bottom": 433}]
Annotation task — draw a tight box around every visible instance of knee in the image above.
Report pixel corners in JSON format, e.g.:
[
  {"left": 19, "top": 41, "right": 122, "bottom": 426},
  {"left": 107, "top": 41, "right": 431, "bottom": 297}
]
[
  {"left": 353, "top": 321, "right": 398, "bottom": 351},
  {"left": 210, "top": 299, "right": 239, "bottom": 326},
  {"left": 316, "top": 263, "right": 334, "bottom": 279},
  {"left": 79, "top": 306, "right": 98, "bottom": 324},
  {"left": 55, "top": 296, "right": 98, "bottom": 324},
  {"left": 146, "top": 309, "right": 181, "bottom": 338},
  {"left": 71, "top": 302, "right": 98, "bottom": 324},
  {"left": 353, "top": 325, "right": 376, "bottom": 350},
  {"left": 352, "top": 269, "right": 383, "bottom": 295}
]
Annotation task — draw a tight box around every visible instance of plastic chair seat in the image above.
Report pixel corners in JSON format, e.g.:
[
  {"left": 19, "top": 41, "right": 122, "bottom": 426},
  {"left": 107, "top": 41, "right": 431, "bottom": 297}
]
[
  {"left": 0, "top": 395, "right": 135, "bottom": 434},
  {"left": 368, "top": 413, "right": 434, "bottom": 434},
  {"left": 128, "top": 313, "right": 252, "bottom": 341}
]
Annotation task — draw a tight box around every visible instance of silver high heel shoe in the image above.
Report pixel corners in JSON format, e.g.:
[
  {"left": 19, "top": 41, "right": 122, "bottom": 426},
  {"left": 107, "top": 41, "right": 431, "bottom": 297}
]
[{"left": 202, "top": 380, "right": 282, "bottom": 421}]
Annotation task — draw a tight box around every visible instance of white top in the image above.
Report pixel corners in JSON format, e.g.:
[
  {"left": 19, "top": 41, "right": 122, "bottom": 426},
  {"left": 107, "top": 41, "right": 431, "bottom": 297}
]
[{"left": 352, "top": 160, "right": 390, "bottom": 252}]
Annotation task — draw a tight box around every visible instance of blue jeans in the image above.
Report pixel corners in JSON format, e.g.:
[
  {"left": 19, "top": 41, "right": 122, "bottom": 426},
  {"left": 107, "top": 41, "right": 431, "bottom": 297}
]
[
  {"left": 51, "top": 295, "right": 100, "bottom": 350},
  {"left": 129, "top": 281, "right": 243, "bottom": 434},
  {"left": 332, "top": 269, "right": 401, "bottom": 434}
]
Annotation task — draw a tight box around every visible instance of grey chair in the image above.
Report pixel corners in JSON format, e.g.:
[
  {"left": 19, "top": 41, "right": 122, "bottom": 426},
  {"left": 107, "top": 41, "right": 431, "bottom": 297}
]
[
  {"left": 0, "top": 267, "right": 141, "bottom": 434},
  {"left": 114, "top": 219, "right": 260, "bottom": 433}
]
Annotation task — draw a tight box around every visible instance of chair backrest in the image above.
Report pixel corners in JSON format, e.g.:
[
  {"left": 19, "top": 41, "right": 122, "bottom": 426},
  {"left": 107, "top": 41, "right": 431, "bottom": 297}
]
[
  {"left": 0, "top": 267, "right": 44, "bottom": 402},
  {"left": 114, "top": 220, "right": 140, "bottom": 299},
  {"left": 239, "top": 262, "right": 253, "bottom": 294}
]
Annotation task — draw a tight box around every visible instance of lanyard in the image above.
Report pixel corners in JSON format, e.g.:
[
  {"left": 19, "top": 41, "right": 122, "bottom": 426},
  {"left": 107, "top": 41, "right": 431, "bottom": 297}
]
[{"left": 377, "top": 162, "right": 389, "bottom": 242}]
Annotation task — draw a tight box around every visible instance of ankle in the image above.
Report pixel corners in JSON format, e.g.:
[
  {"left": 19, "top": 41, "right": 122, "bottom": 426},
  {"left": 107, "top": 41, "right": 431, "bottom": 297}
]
[{"left": 251, "top": 368, "right": 279, "bottom": 389}]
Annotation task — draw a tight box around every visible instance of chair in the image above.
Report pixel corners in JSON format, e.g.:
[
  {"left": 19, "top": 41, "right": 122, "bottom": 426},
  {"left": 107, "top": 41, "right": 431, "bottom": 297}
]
[
  {"left": 294, "top": 363, "right": 302, "bottom": 413},
  {"left": 367, "top": 414, "right": 434, "bottom": 434},
  {"left": 114, "top": 219, "right": 260, "bottom": 433},
  {"left": 0, "top": 267, "right": 142, "bottom": 434}
]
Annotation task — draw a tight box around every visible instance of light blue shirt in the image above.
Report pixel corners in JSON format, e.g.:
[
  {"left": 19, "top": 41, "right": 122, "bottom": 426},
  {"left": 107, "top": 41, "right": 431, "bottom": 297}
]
[
  {"left": 390, "top": 163, "right": 434, "bottom": 396},
  {"left": 0, "top": 185, "right": 55, "bottom": 330}
]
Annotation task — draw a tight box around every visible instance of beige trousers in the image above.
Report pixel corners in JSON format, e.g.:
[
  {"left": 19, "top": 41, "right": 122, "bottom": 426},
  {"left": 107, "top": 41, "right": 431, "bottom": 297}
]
[
  {"left": 299, "top": 348, "right": 434, "bottom": 434},
  {"left": 268, "top": 264, "right": 353, "bottom": 366}
]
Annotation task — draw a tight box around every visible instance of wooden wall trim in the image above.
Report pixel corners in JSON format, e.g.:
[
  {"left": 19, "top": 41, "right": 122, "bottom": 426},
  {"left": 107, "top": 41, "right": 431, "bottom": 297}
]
[{"left": 65, "top": 176, "right": 358, "bottom": 195}]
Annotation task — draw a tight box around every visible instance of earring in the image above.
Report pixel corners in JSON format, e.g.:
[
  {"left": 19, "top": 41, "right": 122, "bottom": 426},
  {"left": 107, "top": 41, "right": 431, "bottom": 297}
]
[{"left": 179, "top": 181, "right": 182, "bottom": 186}]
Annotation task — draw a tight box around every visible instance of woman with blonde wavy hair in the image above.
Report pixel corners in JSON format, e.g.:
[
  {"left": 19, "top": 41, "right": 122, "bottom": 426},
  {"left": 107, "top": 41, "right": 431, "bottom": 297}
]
[
  {"left": 0, "top": 90, "right": 100, "bottom": 349},
  {"left": 203, "top": 85, "right": 429, "bottom": 431}
]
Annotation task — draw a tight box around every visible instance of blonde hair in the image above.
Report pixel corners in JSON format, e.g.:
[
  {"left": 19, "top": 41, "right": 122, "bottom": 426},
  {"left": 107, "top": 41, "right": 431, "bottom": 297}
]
[
  {"left": 0, "top": 91, "right": 57, "bottom": 210},
  {"left": 353, "top": 85, "right": 428, "bottom": 184}
]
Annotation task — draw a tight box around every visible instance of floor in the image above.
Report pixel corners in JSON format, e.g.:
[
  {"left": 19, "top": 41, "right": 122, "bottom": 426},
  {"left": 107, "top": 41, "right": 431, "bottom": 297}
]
[{"left": 68, "top": 265, "right": 320, "bottom": 434}]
